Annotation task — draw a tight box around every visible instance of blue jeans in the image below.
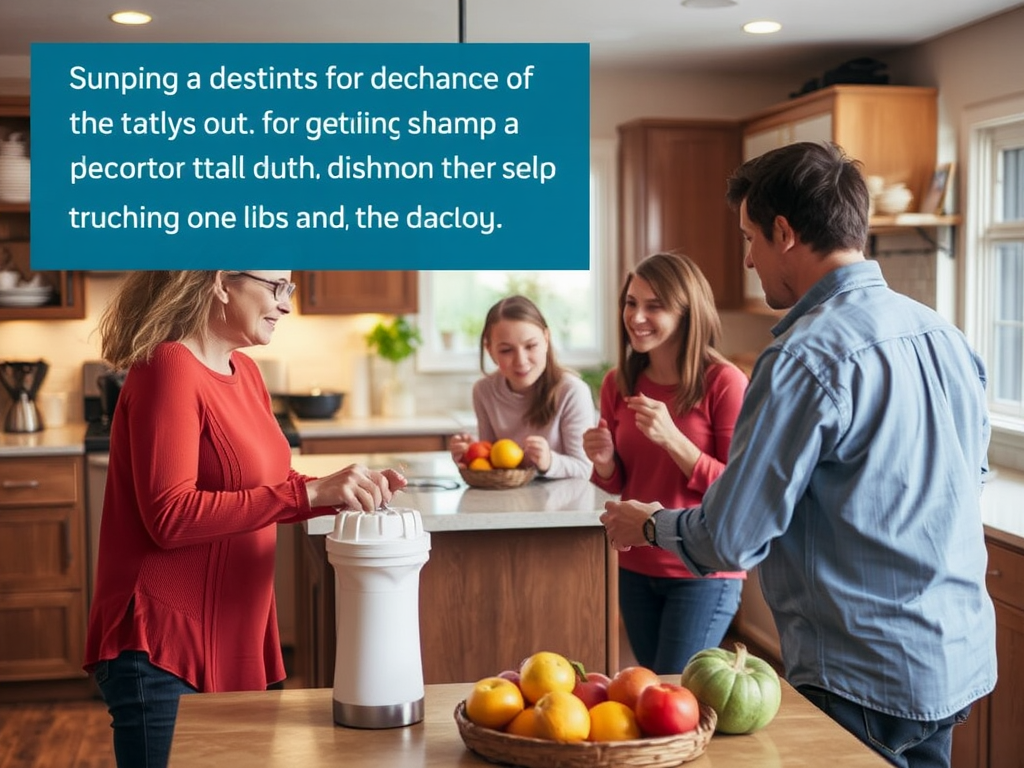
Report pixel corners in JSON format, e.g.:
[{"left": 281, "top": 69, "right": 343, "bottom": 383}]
[
  {"left": 618, "top": 568, "right": 742, "bottom": 674},
  {"left": 797, "top": 685, "right": 972, "bottom": 768},
  {"left": 94, "top": 650, "right": 197, "bottom": 768}
]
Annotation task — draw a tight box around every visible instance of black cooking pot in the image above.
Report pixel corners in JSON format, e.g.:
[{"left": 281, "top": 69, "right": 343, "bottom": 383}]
[
  {"left": 97, "top": 371, "right": 127, "bottom": 422},
  {"left": 288, "top": 391, "right": 344, "bottom": 419}
]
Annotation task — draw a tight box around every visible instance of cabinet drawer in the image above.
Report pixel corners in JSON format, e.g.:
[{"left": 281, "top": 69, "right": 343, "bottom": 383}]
[
  {"left": 0, "top": 456, "right": 80, "bottom": 507},
  {"left": 0, "top": 590, "right": 86, "bottom": 681},
  {"left": 986, "top": 541, "right": 1024, "bottom": 611}
]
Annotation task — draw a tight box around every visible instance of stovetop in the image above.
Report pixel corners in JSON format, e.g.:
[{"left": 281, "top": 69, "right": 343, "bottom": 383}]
[{"left": 83, "top": 410, "right": 302, "bottom": 453}]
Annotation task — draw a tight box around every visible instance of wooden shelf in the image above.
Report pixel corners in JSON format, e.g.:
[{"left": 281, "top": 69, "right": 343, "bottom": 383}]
[
  {"left": 869, "top": 213, "right": 961, "bottom": 232},
  {"left": 0, "top": 202, "right": 29, "bottom": 214}
]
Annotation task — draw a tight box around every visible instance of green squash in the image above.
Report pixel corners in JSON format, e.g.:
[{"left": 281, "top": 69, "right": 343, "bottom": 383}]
[{"left": 680, "top": 643, "right": 782, "bottom": 734}]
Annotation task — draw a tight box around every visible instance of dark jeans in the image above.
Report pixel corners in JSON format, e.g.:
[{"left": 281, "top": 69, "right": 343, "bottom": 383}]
[
  {"left": 94, "top": 650, "right": 197, "bottom": 768},
  {"left": 797, "top": 685, "right": 971, "bottom": 768},
  {"left": 618, "top": 568, "right": 742, "bottom": 674}
]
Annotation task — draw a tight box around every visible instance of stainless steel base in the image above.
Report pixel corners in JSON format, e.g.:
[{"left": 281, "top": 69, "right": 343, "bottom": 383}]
[{"left": 333, "top": 697, "right": 424, "bottom": 729}]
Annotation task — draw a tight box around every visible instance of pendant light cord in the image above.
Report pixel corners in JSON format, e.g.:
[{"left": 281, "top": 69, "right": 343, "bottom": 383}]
[{"left": 458, "top": 0, "right": 467, "bottom": 43}]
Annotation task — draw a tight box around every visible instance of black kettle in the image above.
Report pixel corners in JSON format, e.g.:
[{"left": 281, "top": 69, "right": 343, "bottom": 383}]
[{"left": 1, "top": 359, "right": 49, "bottom": 433}]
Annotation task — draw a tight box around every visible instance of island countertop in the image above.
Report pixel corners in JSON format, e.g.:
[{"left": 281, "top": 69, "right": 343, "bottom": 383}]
[
  {"left": 292, "top": 451, "right": 617, "bottom": 535},
  {"left": 168, "top": 677, "right": 890, "bottom": 768}
]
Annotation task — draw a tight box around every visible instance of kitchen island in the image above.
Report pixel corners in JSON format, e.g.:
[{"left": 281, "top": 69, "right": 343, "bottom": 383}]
[
  {"left": 290, "top": 452, "right": 619, "bottom": 688},
  {"left": 168, "top": 676, "right": 891, "bottom": 767}
]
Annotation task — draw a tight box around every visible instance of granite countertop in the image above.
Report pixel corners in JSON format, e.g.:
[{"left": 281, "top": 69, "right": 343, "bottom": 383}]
[
  {"left": 292, "top": 451, "right": 616, "bottom": 535},
  {"left": 0, "top": 423, "right": 86, "bottom": 457},
  {"left": 292, "top": 413, "right": 468, "bottom": 438},
  {"left": 981, "top": 465, "right": 1024, "bottom": 546}
]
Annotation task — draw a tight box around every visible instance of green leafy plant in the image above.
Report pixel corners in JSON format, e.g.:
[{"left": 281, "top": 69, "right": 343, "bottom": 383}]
[{"left": 366, "top": 315, "right": 423, "bottom": 363}]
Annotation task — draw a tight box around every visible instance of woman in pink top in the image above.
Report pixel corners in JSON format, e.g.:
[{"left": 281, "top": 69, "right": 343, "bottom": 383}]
[
  {"left": 584, "top": 253, "right": 748, "bottom": 673},
  {"left": 84, "top": 271, "right": 406, "bottom": 768},
  {"left": 449, "top": 295, "right": 594, "bottom": 479}
]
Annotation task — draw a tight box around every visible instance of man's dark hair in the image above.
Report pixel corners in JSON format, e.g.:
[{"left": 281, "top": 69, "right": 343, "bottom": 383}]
[{"left": 726, "top": 141, "right": 870, "bottom": 255}]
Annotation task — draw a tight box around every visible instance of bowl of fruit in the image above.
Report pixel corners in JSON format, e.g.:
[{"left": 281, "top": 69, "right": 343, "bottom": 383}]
[
  {"left": 458, "top": 438, "right": 537, "bottom": 489},
  {"left": 454, "top": 651, "right": 719, "bottom": 768}
]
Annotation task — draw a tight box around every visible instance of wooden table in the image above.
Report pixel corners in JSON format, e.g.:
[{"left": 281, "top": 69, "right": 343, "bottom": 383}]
[{"left": 169, "top": 678, "right": 891, "bottom": 767}]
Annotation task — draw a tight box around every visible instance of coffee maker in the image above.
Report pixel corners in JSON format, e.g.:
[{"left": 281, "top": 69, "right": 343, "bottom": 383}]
[{"left": 1, "top": 359, "right": 49, "bottom": 433}]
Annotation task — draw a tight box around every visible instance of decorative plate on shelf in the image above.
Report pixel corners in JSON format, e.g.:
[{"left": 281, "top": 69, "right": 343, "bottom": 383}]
[
  {"left": 453, "top": 700, "right": 717, "bottom": 768},
  {"left": 0, "top": 287, "right": 54, "bottom": 307}
]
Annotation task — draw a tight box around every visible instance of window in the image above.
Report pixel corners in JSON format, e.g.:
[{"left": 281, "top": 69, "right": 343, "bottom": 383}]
[
  {"left": 963, "top": 97, "right": 1024, "bottom": 443},
  {"left": 416, "top": 139, "right": 616, "bottom": 373}
]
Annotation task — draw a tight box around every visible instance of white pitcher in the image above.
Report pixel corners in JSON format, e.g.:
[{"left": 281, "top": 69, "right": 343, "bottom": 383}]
[{"left": 0, "top": 132, "right": 30, "bottom": 203}]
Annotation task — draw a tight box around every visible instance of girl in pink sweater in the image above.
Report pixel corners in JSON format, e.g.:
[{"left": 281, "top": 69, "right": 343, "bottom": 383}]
[{"left": 449, "top": 295, "right": 595, "bottom": 479}]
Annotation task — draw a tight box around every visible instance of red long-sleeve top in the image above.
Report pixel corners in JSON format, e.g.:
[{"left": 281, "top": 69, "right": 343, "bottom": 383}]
[
  {"left": 84, "top": 342, "right": 328, "bottom": 691},
  {"left": 591, "top": 362, "right": 748, "bottom": 579}
]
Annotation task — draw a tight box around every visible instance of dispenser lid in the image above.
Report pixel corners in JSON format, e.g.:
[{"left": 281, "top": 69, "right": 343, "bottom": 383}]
[{"left": 329, "top": 506, "right": 426, "bottom": 543}]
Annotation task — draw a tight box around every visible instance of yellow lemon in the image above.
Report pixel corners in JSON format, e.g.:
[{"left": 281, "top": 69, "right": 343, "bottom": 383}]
[
  {"left": 519, "top": 651, "right": 577, "bottom": 704},
  {"left": 534, "top": 690, "right": 591, "bottom": 742},
  {"left": 490, "top": 438, "right": 524, "bottom": 469}
]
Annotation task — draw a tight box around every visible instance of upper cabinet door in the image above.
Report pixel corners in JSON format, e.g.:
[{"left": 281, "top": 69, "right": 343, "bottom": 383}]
[
  {"left": 296, "top": 271, "right": 418, "bottom": 315},
  {"left": 0, "top": 96, "right": 86, "bottom": 320},
  {"left": 618, "top": 120, "right": 743, "bottom": 310}
]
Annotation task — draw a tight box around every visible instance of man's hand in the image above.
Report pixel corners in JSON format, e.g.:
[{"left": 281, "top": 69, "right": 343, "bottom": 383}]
[{"left": 600, "top": 499, "right": 663, "bottom": 550}]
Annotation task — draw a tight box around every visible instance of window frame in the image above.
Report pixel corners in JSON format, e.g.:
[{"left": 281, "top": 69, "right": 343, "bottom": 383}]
[
  {"left": 961, "top": 93, "right": 1024, "bottom": 459},
  {"left": 415, "top": 138, "right": 618, "bottom": 374}
]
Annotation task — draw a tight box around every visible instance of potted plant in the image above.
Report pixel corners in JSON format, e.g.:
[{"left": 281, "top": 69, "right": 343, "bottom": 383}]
[{"left": 365, "top": 316, "right": 422, "bottom": 417}]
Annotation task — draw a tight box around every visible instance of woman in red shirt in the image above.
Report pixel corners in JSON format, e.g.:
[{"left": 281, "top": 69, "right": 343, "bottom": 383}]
[
  {"left": 84, "top": 271, "right": 406, "bottom": 768},
  {"left": 583, "top": 253, "right": 748, "bottom": 673}
]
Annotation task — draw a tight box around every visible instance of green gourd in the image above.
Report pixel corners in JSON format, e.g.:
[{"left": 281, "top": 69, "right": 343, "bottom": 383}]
[{"left": 680, "top": 643, "right": 782, "bottom": 734}]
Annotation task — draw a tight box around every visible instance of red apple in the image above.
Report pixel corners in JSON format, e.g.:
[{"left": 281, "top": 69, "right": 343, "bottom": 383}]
[
  {"left": 463, "top": 440, "right": 493, "bottom": 464},
  {"left": 572, "top": 675, "right": 609, "bottom": 709},
  {"left": 497, "top": 669, "right": 522, "bottom": 690},
  {"left": 635, "top": 683, "right": 700, "bottom": 737}
]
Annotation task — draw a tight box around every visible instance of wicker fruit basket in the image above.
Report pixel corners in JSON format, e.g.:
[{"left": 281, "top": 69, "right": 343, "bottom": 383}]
[
  {"left": 454, "top": 700, "right": 717, "bottom": 768},
  {"left": 459, "top": 466, "right": 537, "bottom": 490}
]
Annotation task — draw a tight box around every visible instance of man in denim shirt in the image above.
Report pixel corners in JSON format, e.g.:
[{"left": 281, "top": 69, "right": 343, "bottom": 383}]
[{"left": 601, "top": 142, "right": 996, "bottom": 768}]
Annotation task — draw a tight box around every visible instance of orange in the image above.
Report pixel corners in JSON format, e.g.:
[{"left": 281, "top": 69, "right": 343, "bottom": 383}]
[
  {"left": 465, "top": 677, "right": 525, "bottom": 729},
  {"left": 468, "top": 457, "right": 493, "bottom": 471},
  {"left": 489, "top": 438, "right": 524, "bottom": 469},
  {"left": 534, "top": 690, "right": 591, "bottom": 742},
  {"left": 607, "top": 666, "right": 661, "bottom": 710},
  {"left": 587, "top": 700, "right": 642, "bottom": 742},
  {"left": 519, "top": 651, "right": 577, "bottom": 704},
  {"left": 505, "top": 706, "right": 541, "bottom": 738}
]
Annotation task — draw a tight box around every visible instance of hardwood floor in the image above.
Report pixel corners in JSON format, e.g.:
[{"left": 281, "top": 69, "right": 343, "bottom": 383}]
[{"left": 0, "top": 698, "right": 115, "bottom": 768}]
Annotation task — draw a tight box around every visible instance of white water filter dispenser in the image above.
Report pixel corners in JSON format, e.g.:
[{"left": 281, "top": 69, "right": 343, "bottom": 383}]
[{"left": 326, "top": 506, "right": 431, "bottom": 728}]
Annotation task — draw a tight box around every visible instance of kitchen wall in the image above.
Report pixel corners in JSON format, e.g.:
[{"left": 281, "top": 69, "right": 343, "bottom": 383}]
[
  {"left": 5, "top": 6, "right": 1024, "bottom": 418},
  {"left": 0, "top": 60, "right": 798, "bottom": 415}
]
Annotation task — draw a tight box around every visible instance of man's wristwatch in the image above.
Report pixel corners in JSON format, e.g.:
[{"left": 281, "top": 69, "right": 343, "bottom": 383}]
[{"left": 643, "top": 513, "right": 658, "bottom": 547}]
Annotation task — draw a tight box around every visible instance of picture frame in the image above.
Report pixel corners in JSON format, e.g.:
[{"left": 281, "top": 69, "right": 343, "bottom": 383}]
[{"left": 919, "top": 162, "right": 955, "bottom": 215}]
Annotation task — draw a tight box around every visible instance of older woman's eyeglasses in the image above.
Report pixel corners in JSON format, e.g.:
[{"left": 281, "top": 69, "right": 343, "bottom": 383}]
[{"left": 234, "top": 272, "right": 296, "bottom": 301}]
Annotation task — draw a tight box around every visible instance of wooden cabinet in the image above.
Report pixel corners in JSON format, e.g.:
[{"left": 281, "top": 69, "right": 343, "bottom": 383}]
[
  {"left": 0, "top": 455, "right": 88, "bottom": 681},
  {"left": 294, "top": 527, "right": 616, "bottom": 688},
  {"left": 0, "top": 96, "right": 86, "bottom": 321},
  {"left": 741, "top": 85, "right": 942, "bottom": 310},
  {"left": 617, "top": 119, "right": 743, "bottom": 309},
  {"left": 743, "top": 86, "right": 938, "bottom": 204},
  {"left": 297, "top": 271, "right": 417, "bottom": 315},
  {"left": 949, "top": 534, "right": 1024, "bottom": 768}
]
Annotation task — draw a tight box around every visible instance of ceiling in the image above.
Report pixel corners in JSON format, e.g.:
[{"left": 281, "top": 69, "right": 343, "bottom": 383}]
[{"left": 1, "top": 0, "right": 1023, "bottom": 76}]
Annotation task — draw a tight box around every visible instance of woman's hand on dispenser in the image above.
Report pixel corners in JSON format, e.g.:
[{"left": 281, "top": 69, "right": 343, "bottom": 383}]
[{"left": 306, "top": 464, "right": 407, "bottom": 512}]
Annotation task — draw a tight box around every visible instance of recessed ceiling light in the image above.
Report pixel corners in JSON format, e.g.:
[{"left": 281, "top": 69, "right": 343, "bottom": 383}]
[
  {"left": 681, "top": 0, "right": 738, "bottom": 7},
  {"left": 743, "top": 20, "right": 782, "bottom": 34},
  {"left": 109, "top": 11, "right": 152, "bottom": 25}
]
